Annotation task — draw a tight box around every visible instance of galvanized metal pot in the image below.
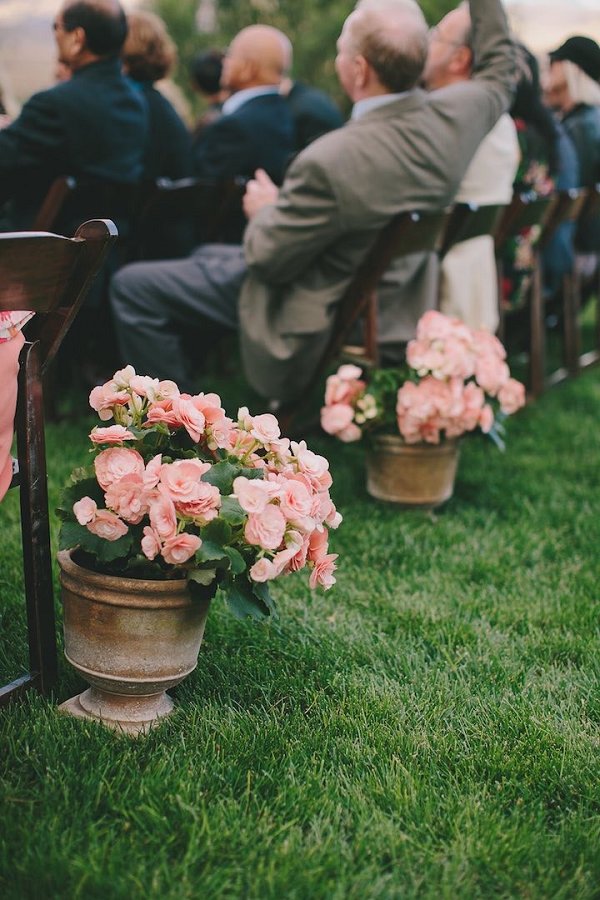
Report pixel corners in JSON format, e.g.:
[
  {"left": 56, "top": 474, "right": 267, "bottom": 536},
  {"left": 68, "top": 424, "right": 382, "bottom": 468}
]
[
  {"left": 366, "top": 434, "right": 460, "bottom": 508},
  {"left": 57, "top": 550, "right": 212, "bottom": 736}
]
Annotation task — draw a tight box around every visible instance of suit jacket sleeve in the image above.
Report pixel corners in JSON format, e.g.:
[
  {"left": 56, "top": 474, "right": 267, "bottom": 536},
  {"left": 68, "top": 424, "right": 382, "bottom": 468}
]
[
  {"left": 243, "top": 151, "right": 342, "bottom": 285},
  {"left": 0, "top": 90, "right": 66, "bottom": 200}
]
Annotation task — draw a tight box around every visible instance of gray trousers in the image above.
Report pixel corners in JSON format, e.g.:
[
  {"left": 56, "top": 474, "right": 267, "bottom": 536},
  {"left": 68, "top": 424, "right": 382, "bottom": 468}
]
[{"left": 110, "top": 244, "right": 247, "bottom": 391}]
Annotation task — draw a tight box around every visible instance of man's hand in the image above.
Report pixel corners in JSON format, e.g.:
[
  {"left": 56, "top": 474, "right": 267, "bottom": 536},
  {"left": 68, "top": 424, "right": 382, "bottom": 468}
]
[{"left": 243, "top": 168, "right": 279, "bottom": 219}]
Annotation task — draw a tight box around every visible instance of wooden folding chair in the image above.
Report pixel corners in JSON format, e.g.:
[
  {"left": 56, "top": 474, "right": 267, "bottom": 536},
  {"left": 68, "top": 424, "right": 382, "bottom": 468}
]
[
  {"left": 0, "top": 219, "right": 118, "bottom": 706},
  {"left": 277, "top": 209, "right": 451, "bottom": 431},
  {"left": 576, "top": 183, "right": 600, "bottom": 372},
  {"left": 494, "top": 191, "right": 556, "bottom": 398},
  {"left": 439, "top": 202, "right": 507, "bottom": 259},
  {"left": 538, "top": 188, "right": 587, "bottom": 384},
  {"left": 132, "top": 176, "right": 247, "bottom": 260}
]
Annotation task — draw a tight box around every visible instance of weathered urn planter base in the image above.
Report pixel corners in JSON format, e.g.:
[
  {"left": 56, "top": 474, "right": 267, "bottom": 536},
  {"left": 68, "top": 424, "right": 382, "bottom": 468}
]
[
  {"left": 366, "top": 435, "right": 460, "bottom": 508},
  {"left": 58, "top": 550, "right": 211, "bottom": 736}
]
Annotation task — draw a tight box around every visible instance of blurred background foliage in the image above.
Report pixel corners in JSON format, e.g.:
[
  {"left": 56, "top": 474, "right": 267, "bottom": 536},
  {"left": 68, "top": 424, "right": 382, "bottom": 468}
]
[{"left": 150, "top": 0, "right": 456, "bottom": 114}]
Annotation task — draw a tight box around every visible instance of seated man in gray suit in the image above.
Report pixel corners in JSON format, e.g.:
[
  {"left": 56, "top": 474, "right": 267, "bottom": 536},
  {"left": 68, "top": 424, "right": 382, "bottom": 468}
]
[{"left": 111, "top": 0, "right": 514, "bottom": 403}]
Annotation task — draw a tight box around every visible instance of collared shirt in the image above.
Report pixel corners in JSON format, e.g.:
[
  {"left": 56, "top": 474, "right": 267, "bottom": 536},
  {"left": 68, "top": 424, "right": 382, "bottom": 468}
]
[
  {"left": 222, "top": 86, "right": 280, "bottom": 117},
  {"left": 351, "top": 92, "right": 410, "bottom": 120}
]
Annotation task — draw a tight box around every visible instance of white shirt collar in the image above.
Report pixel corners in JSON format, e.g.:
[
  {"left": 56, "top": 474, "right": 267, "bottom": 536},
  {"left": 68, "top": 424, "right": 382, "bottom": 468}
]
[
  {"left": 351, "top": 92, "right": 410, "bottom": 120},
  {"left": 222, "top": 85, "right": 280, "bottom": 116}
]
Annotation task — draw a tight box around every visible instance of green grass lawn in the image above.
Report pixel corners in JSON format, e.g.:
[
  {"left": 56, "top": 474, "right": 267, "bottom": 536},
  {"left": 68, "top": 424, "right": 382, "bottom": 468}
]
[{"left": 1, "top": 368, "right": 599, "bottom": 899}]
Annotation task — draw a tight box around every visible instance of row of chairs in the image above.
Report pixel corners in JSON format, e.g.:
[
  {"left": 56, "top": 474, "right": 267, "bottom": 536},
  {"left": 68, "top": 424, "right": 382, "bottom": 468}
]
[{"left": 321, "top": 184, "right": 600, "bottom": 408}]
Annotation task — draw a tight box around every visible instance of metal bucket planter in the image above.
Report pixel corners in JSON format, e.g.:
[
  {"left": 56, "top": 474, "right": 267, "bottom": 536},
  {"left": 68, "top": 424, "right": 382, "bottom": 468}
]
[
  {"left": 57, "top": 549, "right": 212, "bottom": 736},
  {"left": 366, "top": 434, "right": 460, "bottom": 508}
]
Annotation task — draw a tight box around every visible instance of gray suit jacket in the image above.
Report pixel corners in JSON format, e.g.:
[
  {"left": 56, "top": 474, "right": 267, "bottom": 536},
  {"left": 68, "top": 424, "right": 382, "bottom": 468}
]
[{"left": 239, "top": 0, "right": 515, "bottom": 403}]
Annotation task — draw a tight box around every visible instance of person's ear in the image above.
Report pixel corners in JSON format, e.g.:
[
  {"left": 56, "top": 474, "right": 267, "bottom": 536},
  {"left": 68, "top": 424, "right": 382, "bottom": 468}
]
[{"left": 355, "top": 54, "right": 370, "bottom": 90}]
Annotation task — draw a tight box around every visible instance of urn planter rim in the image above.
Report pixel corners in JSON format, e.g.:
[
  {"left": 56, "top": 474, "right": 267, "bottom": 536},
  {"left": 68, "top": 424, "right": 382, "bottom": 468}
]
[{"left": 57, "top": 548, "right": 189, "bottom": 593}]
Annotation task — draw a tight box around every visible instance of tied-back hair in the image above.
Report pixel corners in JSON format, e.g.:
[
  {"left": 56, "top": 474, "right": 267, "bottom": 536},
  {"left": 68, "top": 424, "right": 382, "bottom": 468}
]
[
  {"left": 352, "top": 0, "right": 429, "bottom": 93},
  {"left": 62, "top": 0, "right": 127, "bottom": 57},
  {"left": 512, "top": 44, "right": 560, "bottom": 177},
  {"left": 122, "top": 11, "right": 177, "bottom": 83}
]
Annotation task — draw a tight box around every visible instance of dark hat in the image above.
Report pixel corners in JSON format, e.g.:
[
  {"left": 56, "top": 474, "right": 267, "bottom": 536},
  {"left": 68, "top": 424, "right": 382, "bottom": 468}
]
[{"left": 549, "top": 35, "right": 600, "bottom": 83}]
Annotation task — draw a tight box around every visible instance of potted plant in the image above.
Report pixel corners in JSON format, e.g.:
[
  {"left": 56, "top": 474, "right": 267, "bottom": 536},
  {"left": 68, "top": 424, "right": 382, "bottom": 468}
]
[
  {"left": 57, "top": 367, "right": 341, "bottom": 734},
  {"left": 320, "top": 311, "right": 526, "bottom": 508}
]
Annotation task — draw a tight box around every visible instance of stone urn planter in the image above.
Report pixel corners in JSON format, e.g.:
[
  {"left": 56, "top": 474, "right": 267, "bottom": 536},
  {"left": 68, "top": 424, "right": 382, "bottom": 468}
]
[
  {"left": 366, "top": 434, "right": 460, "bottom": 508},
  {"left": 57, "top": 549, "right": 212, "bottom": 736}
]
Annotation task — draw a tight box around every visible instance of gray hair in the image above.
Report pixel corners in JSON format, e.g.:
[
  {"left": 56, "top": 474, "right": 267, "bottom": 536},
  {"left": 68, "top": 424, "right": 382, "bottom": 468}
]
[{"left": 349, "top": 0, "right": 429, "bottom": 92}]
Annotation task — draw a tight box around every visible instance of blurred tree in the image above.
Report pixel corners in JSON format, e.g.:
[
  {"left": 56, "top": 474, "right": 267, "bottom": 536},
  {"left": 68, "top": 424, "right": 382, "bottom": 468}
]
[{"left": 151, "top": 0, "right": 457, "bottom": 113}]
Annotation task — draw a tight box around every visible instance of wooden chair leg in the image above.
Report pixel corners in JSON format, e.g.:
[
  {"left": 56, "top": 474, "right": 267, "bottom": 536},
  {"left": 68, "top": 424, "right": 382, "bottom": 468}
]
[
  {"left": 16, "top": 342, "right": 58, "bottom": 696},
  {"left": 363, "top": 290, "right": 379, "bottom": 366},
  {"left": 563, "top": 271, "right": 581, "bottom": 377},
  {"left": 529, "top": 259, "right": 545, "bottom": 397}
]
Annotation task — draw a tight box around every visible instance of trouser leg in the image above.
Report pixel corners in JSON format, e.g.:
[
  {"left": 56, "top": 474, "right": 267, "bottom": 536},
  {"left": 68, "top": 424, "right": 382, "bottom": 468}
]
[{"left": 110, "top": 244, "right": 247, "bottom": 390}]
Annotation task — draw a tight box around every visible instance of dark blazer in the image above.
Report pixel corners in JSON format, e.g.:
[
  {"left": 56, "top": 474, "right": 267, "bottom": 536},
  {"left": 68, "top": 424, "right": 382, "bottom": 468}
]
[
  {"left": 131, "top": 81, "right": 192, "bottom": 182},
  {"left": 192, "top": 92, "right": 294, "bottom": 186},
  {"left": 0, "top": 57, "right": 148, "bottom": 229},
  {"left": 286, "top": 81, "right": 344, "bottom": 151}
]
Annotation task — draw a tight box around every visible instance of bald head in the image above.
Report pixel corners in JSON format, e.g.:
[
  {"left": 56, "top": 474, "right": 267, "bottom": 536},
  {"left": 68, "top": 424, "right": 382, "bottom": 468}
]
[
  {"left": 221, "top": 25, "right": 289, "bottom": 93},
  {"left": 340, "top": 0, "right": 429, "bottom": 95}
]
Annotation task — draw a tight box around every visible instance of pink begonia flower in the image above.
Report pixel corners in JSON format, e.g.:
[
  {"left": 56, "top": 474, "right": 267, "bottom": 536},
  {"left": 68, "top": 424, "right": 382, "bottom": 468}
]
[
  {"left": 149, "top": 494, "right": 178, "bottom": 540},
  {"left": 337, "top": 364, "right": 363, "bottom": 381},
  {"left": 176, "top": 483, "right": 221, "bottom": 524},
  {"left": 233, "top": 476, "right": 279, "bottom": 514},
  {"left": 145, "top": 398, "right": 180, "bottom": 428},
  {"left": 87, "top": 509, "right": 128, "bottom": 541},
  {"left": 278, "top": 477, "right": 313, "bottom": 524},
  {"left": 498, "top": 378, "right": 526, "bottom": 415},
  {"left": 111, "top": 365, "right": 136, "bottom": 389},
  {"left": 478, "top": 404, "right": 494, "bottom": 433},
  {"left": 249, "top": 413, "right": 280, "bottom": 444},
  {"left": 104, "top": 473, "right": 148, "bottom": 524},
  {"left": 191, "top": 393, "right": 233, "bottom": 449},
  {"left": 324, "top": 369, "right": 365, "bottom": 406},
  {"left": 129, "top": 375, "right": 160, "bottom": 400},
  {"left": 170, "top": 395, "right": 206, "bottom": 442},
  {"left": 141, "top": 526, "right": 161, "bottom": 560},
  {"left": 472, "top": 329, "right": 506, "bottom": 361},
  {"left": 157, "top": 380, "right": 180, "bottom": 400},
  {"left": 291, "top": 442, "right": 332, "bottom": 489},
  {"left": 416, "top": 310, "right": 457, "bottom": 342},
  {"left": 336, "top": 422, "right": 362, "bottom": 443},
  {"left": 316, "top": 494, "right": 343, "bottom": 529},
  {"left": 249, "top": 557, "right": 277, "bottom": 582},
  {"left": 229, "top": 428, "right": 258, "bottom": 458},
  {"left": 236, "top": 406, "right": 254, "bottom": 430},
  {"left": 320, "top": 402, "right": 354, "bottom": 436},
  {"left": 159, "top": 459, "right": 212, "bottom": 504},
  {"left": 89, "top": 384, "right": 130, "bottom": 420},
  {"left": 94, "top": 447, "right": 145, "bottom": 490},
  {"left": 474, "top": 355, "right": 509, "bottom": 396},
  {"left": 309, "top": 553, "right": 338, "bottom": 590},
  {"left": 245, "top": 505, "right": 286, "bottom": 550},
  {"left": 89, "top": 425, "right": 136, "bottom": 444},
  {"left": 73, "top": 497, "right": 97, "bottom": 526},
  {"left": 308, "top": 528, "right": 329, "bottom": 562},
  {"left": 161, "top": 533, "right": 202, "bottom": 565},
  {"left": 143, "top": 454, "right": 163, "bottom": 490}
]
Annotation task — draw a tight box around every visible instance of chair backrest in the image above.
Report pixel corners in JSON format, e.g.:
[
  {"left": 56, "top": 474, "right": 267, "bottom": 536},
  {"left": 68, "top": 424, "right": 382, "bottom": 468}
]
[
  {"left": 538, "top": 188, "right": 587, "bottom": 250},
  {"left": 0, "top": 219, "right": 119, "bottom": 372},
  {"left": 132, "top": 176, "right": 247, "bottom": 259},
  {"left": 319, "top": 208, "right": 451, "bottom": 375},
  {"left": 0, "top": 219, "right": 117, "bottom": 706},
  {"left": 440, "top": 202, "right": 507, "bottom": 258},
  {"left": 494, "top": 191, "right": 556, "bottom": 254}
]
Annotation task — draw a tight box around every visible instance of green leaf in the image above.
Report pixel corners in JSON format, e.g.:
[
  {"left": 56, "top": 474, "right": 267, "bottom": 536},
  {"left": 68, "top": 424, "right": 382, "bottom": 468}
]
[
  {"left": 252, "top": 580, "right": 278, "bottom": 617},
  {"left": 57, "top": 475, "right": 104, "bottom": 520},
  {"left": 189, "top": 567, "right": 218, "bottom": 586},
  {"left": 223, "top": 546, "right": 246, "bottom": 575},
  {"left": 220, "top": 576, "right": 270, "bottom": 620},
  {"left": 201, "top": 518, "right": 232, "bottom": 545},
  {"left": 238, "top": 467, "right": 264, "bottom": 481},
  {"left": 195, "top": 541, "right": 228, "bottom": 564},
  {"left": 59, "top": 520, "right": 134, "bottom": 563},
  {"left": 219, "top": 496, "right": 246, "bottom": 525},
  {"left": 201, "top": 460, "right": 239, "bottom": 495}
]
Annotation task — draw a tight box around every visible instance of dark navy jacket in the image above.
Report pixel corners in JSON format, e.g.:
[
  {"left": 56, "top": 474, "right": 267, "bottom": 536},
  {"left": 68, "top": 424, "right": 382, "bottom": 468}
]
[
  {"left": 0, "top": 57, "right": 148, "bottom": 229},
  {"left": 193, "top": 92, "right": 294, "bottom": 186}
]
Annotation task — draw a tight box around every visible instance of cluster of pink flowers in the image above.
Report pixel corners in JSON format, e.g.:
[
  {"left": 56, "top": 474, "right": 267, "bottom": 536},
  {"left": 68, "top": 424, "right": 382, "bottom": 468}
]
[
  {"left": 68, "top": 367, "right": 341, "bottom": 593},
  {"left": 321, "top": 311, "right": 526, "bottom": 446}
]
